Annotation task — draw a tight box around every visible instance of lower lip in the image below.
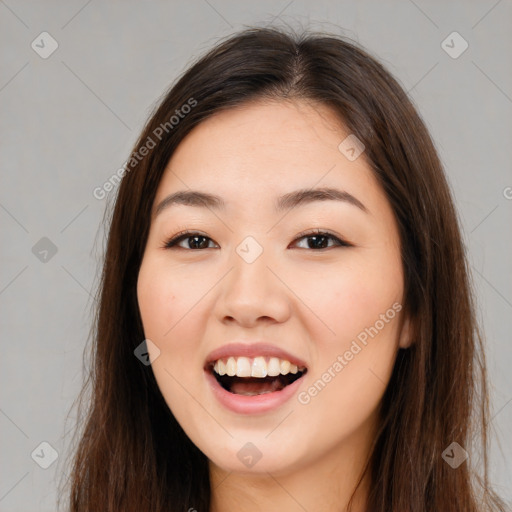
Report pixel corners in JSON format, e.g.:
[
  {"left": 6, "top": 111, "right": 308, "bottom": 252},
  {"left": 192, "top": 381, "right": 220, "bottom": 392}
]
[{"left": 205, "top": 369, "right": 305, "bottom": 414}]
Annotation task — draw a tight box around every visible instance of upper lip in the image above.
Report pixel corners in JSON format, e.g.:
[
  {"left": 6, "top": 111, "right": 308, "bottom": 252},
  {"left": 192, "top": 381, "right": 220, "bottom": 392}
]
[{"left": 204, "top": 342, "right": 308, "bottom": 370}]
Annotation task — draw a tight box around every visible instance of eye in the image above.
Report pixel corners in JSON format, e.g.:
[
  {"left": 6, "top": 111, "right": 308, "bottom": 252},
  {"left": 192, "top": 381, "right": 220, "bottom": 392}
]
[
  {"left": 162, "top": 231, "right": 218, "bottom": 250},
  {"left": 162, "top": 229, "right": 352, "bottom": 251},
  {"left": 291, "top": 229, "right": 353, "bottom": 250}
]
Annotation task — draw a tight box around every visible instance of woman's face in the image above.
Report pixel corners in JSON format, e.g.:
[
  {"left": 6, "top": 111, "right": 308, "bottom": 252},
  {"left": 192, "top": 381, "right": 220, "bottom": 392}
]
[{"left": 137, "top": 99, "right": 412, "bottom": 476}]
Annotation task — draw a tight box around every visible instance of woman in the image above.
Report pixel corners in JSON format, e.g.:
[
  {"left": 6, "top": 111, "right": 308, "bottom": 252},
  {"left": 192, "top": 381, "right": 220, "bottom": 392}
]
[{"left": 61, "top": 27, "right": 509, "bottom": 511}]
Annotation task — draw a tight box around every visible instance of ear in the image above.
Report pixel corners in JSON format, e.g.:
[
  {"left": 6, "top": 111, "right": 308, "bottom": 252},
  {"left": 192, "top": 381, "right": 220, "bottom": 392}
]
[{"left": 398, "top": 311, "right": 415, "bottom": 349}]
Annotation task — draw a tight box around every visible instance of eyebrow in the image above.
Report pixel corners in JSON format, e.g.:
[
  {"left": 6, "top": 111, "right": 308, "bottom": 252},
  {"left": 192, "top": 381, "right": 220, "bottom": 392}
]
[{"left": 153, "top": 186, "right": 368, "bottom": 218}]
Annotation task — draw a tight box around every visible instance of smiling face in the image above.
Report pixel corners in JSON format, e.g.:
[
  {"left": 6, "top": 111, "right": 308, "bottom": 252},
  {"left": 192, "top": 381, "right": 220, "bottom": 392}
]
[{"left": 136, "top": 98, "right": 412, "bottom": 478}]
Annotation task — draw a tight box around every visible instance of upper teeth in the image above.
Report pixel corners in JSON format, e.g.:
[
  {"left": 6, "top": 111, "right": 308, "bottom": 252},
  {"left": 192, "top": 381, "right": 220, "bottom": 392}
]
[{"left": 213, "top": 356, "right": 305, "bottom": 378}]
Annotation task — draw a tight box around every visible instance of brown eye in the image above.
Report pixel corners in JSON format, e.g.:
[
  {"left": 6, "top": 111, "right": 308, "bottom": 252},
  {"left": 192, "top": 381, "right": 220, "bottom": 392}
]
[
  {"left": 163, "top": 229, "right": 352, "bottom": 251},
  {"left": 292, "top": 230, "right": 352, "bottom": 250},
  {"left": 163, "top": 232, "right": 218, "bottom": 250}
]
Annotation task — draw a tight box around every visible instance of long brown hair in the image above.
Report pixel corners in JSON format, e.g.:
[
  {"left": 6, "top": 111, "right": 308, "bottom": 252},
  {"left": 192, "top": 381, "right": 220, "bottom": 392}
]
[{"left": 59, "top": 26, "right": 509, "bottom": 511}]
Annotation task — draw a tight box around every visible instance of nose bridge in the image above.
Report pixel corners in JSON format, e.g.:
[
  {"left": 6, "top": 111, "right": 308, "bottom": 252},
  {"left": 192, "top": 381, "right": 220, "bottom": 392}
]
[{"left": 218, "top": 238, "right": 290, "bottom": 325}]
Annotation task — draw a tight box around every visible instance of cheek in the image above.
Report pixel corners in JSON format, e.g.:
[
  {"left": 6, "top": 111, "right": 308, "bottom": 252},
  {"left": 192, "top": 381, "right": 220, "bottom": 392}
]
[
  {"left": 137, "top": 259, "right": 204, "bottom": 412},
  {"left": 295, "top": 254, "right": 403, "bottom": 347},
  {"left": 297, "top": 279, "right": 402, "bottom": 445},
  {"left": 137, "top": 255, "right": 203, "bottom": 339},
  {"left": 294, "top": 249, "right": 403, "bottom": 420},
  {"left": 137, "top": 262, "right": 174, "bottom": 338},
  {"left": 137, "top": 256, "right": 216, "bottom": 369}
]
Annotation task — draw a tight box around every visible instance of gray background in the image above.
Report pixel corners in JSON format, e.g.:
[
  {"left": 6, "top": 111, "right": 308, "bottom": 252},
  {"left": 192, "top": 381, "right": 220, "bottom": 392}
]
[{"left": 1, "top": 0, "right": 511, "bottom": 510}]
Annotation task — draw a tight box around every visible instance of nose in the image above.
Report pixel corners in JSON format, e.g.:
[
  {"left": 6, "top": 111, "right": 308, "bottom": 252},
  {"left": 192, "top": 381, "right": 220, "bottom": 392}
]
[{"left": 215, "top": 249, "right": 291, "bottom": 328}]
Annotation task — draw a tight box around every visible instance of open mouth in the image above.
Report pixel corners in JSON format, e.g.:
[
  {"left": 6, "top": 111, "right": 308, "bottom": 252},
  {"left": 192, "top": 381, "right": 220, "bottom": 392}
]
[{"left": 207, "top": 357, "right": 308, "bottom": 396}]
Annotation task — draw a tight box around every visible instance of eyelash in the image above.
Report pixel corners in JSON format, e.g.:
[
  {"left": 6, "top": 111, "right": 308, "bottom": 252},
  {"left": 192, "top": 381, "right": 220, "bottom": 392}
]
[{"left": 161, "top": 228, "right": 353, "bottom": 250}]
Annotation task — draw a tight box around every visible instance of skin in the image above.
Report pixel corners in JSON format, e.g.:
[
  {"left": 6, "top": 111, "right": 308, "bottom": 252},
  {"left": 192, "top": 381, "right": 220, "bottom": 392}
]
[{"left": 137, "top": 98, "right": 413, "bottom": 512}]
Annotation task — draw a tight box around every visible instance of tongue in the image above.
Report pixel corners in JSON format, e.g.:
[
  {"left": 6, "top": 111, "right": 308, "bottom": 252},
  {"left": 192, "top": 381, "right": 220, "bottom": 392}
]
[{"left": 230, "top": 377, "right": 284, "bottom": 396}]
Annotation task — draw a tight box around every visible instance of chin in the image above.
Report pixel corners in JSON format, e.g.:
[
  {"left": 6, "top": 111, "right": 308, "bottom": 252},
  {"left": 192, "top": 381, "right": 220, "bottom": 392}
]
[{"left": 200, "top": 433, "right": 308, "bottom": 477}]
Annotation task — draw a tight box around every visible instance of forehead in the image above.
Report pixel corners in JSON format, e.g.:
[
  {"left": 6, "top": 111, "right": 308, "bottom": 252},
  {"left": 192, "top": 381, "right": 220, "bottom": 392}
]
[{"left": 155, "top": 99, "right": 382, "bottom": 216}]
